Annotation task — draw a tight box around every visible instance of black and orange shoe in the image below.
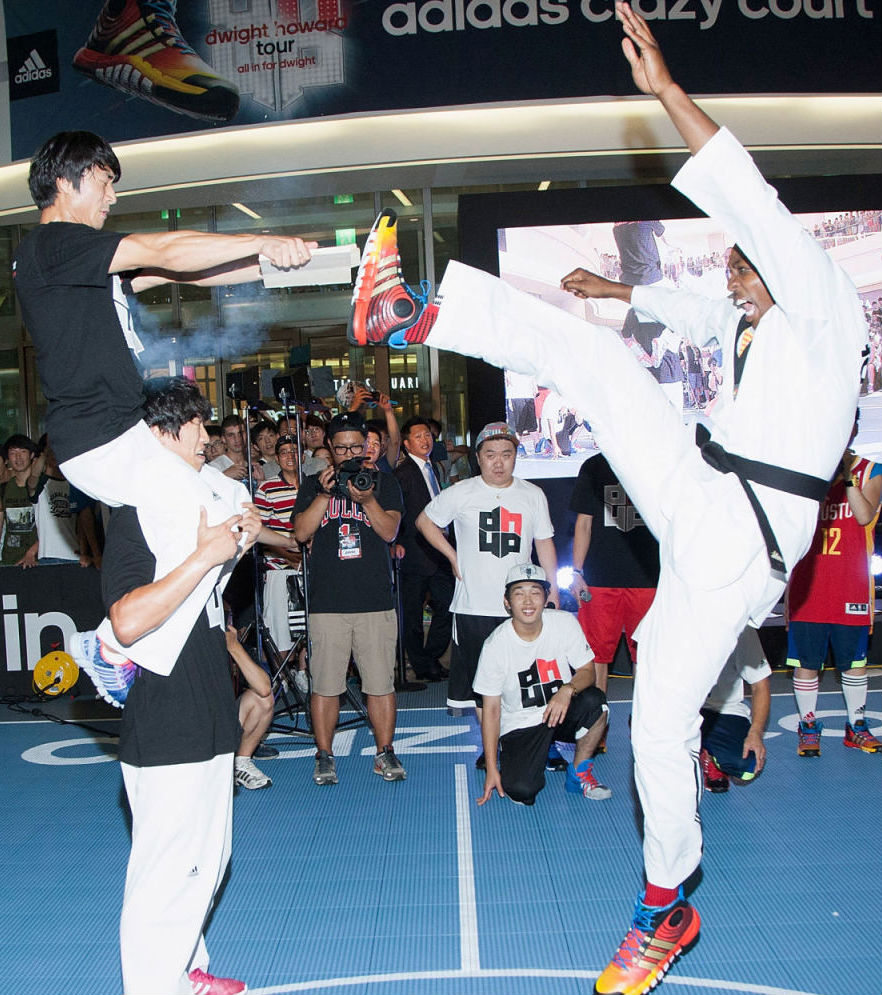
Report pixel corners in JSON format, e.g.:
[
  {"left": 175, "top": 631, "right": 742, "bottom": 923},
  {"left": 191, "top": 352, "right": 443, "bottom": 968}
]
[
  {"left": 348, "top": 209, "right": 435, "bottom": 348},
  {"left": 594, "top": 890, "right": 700, "bottom": 995},
  {"left": 73, "top": 0, "right": 240, "bottom": 122}
]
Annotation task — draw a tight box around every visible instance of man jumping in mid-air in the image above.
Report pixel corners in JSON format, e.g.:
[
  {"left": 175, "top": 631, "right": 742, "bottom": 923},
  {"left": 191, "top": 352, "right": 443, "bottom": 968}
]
[{"left": 346, "top": 5, "right": 866, "bottom": 992}]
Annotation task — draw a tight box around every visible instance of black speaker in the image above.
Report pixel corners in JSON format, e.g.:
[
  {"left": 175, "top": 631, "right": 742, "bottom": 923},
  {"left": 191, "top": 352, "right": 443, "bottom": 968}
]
[
  {"left": 226, "top": 365, "right": 261, "bottom": 403},
  {"left": 272, "top": 366, "right": 312, "bottom": 406}
]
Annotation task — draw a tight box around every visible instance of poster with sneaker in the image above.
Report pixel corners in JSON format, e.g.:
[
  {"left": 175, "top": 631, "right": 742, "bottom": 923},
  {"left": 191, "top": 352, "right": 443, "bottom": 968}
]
[{"left": 3, "top": 1, "right": 879, "bottom": 158}]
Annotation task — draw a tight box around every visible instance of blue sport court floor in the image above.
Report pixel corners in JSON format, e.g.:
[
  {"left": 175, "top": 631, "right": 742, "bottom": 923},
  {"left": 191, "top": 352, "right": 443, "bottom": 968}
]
[{"left": 1, "top": 678, "right": 879, "bottom": 995}]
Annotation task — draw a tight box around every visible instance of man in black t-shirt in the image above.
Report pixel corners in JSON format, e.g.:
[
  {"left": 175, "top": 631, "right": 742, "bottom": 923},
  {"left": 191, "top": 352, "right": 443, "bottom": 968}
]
[
  {"left": 293, "top": 412, "right": 407, "bottom": 786},
  {"left": 105, "top": 378, "right": 261, "bottom": 995},
  {"left": 13, "top": 131, "right": 316, "bottom": 706}
]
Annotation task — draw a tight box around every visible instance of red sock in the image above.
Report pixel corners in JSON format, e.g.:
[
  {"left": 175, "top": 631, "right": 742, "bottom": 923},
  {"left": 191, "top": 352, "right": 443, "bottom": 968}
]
[
  {"left": 644, "top": 882, "right": 680, "bottom": 908},
  {"left": 404, "top": 301, "right": 439, "bottom": 344}
]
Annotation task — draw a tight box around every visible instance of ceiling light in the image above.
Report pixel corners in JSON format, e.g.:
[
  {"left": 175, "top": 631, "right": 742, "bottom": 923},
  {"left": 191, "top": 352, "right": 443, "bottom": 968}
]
[
  {"left": 391, "top": 188, "right": 413, "bottom": 207},
  {"left": 231, "top": 202, "right": 262, "bottom": 219},
  {"left": 538, "top": 180, "right": 551, "bottom": 191}
]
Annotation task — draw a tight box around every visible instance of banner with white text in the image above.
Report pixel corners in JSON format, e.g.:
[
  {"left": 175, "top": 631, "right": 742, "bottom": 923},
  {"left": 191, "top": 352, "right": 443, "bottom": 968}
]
[{"left": 4, "top": 0, "right": 880, "bottom": 161}]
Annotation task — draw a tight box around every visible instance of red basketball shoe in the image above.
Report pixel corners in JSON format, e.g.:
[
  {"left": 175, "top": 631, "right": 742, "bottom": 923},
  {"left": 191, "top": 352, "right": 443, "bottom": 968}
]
[
  {"left": 594, "top": 890, "right": 700, "bottom": 995},
  {"left": 348, "top": 210, "right": 434, "bottom": 348}
]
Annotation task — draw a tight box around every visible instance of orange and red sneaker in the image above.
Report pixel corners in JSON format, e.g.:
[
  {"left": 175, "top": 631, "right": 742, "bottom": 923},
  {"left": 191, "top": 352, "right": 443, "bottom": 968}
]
[
  {"left": 594, "top": 890, "right": 700, "bottom": 995},
  {"left": 73, "top": 0, "right": 239, "bottom": 122},
  {"left": 348, "top": 209, "right": 431, "bottom": 347},
  {"left": 844, "top": 720, "right": 881, "bottom": 753}
]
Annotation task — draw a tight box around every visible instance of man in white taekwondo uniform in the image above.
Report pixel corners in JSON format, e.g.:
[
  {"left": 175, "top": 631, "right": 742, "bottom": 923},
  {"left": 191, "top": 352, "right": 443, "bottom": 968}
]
[{"left": 347, "top": 5, "right": 866, "bottom": 991}]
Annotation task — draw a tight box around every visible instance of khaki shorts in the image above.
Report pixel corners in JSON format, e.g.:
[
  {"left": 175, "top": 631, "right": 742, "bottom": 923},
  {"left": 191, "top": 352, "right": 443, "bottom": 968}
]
[{"left": 309, "top": 610, "right": 398, "bottom": 696}]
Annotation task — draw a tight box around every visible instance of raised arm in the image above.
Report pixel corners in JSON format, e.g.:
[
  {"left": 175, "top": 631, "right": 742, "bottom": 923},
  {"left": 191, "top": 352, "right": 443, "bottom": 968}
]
[
  {"left": 616, "top": 2, "right": 718, "bottom": 156},
  {"left": 111, "top": 230, "right": 318, "bottom": 291}
]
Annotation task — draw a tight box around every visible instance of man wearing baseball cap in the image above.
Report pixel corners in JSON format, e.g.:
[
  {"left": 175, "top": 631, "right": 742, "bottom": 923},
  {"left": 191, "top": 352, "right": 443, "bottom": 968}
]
[
  {"left": 416, "top": 421, "right": 559, "bottom": 762},
  {"left": 473, "top": 563, "right": 610, "bottom": 806}
]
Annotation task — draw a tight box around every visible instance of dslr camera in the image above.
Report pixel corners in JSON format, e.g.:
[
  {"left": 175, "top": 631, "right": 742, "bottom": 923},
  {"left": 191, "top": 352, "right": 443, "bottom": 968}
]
[{"left": 334, "top": 456, "right": 378, "bottom": 498}]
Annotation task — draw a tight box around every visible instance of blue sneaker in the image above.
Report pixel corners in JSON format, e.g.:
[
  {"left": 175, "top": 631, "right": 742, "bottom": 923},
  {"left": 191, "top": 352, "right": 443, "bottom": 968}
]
[
  {"left": 70, "top": 631, "right": 136, "bottom": 709},
  {"left": 797, "top": 718, "right": 822, "bottom": 757},
  {"left": 546, "top": 743, "right": 568, "bottom": 772},
  {"left": 565, "top": 759, "right": 611, "bottom": 800}
]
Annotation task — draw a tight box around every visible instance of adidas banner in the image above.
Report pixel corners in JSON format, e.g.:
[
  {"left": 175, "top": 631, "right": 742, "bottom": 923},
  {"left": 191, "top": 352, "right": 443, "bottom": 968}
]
[{"left": 3, "top": 1, "right": 881, "bottom": 158}]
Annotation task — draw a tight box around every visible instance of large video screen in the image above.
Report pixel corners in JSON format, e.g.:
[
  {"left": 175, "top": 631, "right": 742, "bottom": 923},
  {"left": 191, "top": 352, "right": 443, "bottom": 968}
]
[{"left": 496, "top": 212, "right": 881, "bottom": 479}]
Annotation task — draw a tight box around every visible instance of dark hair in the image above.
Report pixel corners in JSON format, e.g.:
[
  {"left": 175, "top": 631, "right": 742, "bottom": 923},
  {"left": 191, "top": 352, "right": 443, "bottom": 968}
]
[
  {"left": 400, "top": 416, "right": 433, "bottom": 438},
  {"left": 220, "top": 414, "right": 243, "bottom": 431},
  {"left": 205, "top": 424, "right": 223, "bottom": 439},
  {"left": 326, "top": 411, "right": 366, "bottom": 440},
  {"left": 275, "top": 434, "right": 298, "bottom": 455},
  {"left": 143, "top": 377, "right": 211, "bottom": 437},
  {"left": 365, "top": 423, "right": 383, "bottom": 443},
  {"left": 2, "top": 433, "right": 38, "bottom": 460},
  {"left": 305, "top": 413, "right": 328, "bottom": 430},
  {"left": 252, "top": 419, "right": 277, "bottom": 440},
  {"left": 29, "top": 131, "right": 121, "bottom": 210}
]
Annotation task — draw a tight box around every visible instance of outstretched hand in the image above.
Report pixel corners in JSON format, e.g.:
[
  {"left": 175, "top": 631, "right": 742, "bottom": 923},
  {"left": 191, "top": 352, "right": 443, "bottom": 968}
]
[
  {"left": 616, "top": 2, "right": 674, "bottom": 97},
  {"left": 560, "top": 267, "right": 632, "bottom": 303}
]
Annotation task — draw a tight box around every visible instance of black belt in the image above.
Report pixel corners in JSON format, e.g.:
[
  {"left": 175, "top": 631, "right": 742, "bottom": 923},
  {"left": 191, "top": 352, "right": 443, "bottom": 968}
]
[{"left": 695, "top": 425, "right": 829, "bottom": 581}]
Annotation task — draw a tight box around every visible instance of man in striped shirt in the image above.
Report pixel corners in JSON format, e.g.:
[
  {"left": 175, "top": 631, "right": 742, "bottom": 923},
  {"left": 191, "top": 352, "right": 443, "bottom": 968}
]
[{"left": 254, "top": 436, "right": 303, "bottom": 659}]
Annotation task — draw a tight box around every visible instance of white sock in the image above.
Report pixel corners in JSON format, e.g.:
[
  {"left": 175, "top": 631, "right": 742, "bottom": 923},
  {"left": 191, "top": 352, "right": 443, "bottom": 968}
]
[
  {"left": 793, "top": 673, "right": 819, "bottom": 722},
  {"left": 841, "top": 670, "right": 868, "bottom": 726}
]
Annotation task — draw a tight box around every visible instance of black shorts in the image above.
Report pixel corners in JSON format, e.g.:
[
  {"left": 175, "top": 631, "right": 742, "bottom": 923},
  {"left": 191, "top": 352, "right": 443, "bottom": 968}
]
[{"left": 447, "top": 613, "right": 505, "bottom": 709}]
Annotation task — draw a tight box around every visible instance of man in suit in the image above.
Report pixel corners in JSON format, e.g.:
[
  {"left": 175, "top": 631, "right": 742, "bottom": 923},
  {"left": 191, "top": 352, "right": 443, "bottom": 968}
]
[{"left": 395, "top": 417, "right": 454, "bottom": 681}]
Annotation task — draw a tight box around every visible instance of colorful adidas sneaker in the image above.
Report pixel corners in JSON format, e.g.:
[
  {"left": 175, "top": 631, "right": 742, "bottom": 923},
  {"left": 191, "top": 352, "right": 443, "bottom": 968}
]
[
  {"left": 565, "top": 759, "right": 611, "bottom": 800},
  {"left": 347, "top": 209, "right": 434, "bottom": 347},
  {"left": 70, "top": 630, "right": 136, "bottom": 709},
  {"left": 188, "top": 967, "right": 247, "bottom": 994},
  {"left": 699, "top": 748, "right": 729, "bottom": 793},
  {"left": 73, "top": 0, "right": 240, "bottom": 122},
  {"left": 843, "top": 720, "right": 881, "bottom": 753},
  {"left": 594, "top": 889, "right": 700, "bottom": 995},
  {"left": 797, "top": 718, "right": 822, "bottom": 757}
]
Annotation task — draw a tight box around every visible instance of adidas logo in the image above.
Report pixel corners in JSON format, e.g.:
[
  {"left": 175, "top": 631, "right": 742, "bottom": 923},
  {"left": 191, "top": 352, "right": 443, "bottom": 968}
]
[{"left": 15, "top": 49, "right": 53, "bottom": 84}]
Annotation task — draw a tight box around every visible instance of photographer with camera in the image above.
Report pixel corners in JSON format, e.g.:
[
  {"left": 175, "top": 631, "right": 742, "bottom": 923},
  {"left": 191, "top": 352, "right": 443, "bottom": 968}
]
[{"left": 293, "top": 412, "right": 407, "bottom": 786}]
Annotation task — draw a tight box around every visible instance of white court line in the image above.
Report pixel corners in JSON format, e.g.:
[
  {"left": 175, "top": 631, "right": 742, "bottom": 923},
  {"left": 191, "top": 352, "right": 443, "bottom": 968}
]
[
  {"left": 251, "top": 967, "right": 832, "bottom": 995},
  {"left": 454, "top": 762, "right": 481, "bottom": 973}
]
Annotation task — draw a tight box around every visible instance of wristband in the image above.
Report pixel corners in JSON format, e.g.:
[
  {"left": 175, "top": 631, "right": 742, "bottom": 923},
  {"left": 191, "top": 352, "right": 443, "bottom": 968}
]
[{"left": 572, "top": 567, "right": 584, "bottom": 577}]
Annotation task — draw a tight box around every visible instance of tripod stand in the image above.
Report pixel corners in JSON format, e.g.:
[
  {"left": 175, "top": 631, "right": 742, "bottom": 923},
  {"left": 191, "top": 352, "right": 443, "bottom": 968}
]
[{"left": 256, "top": 549, "right": 371, "bottom": 739}]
